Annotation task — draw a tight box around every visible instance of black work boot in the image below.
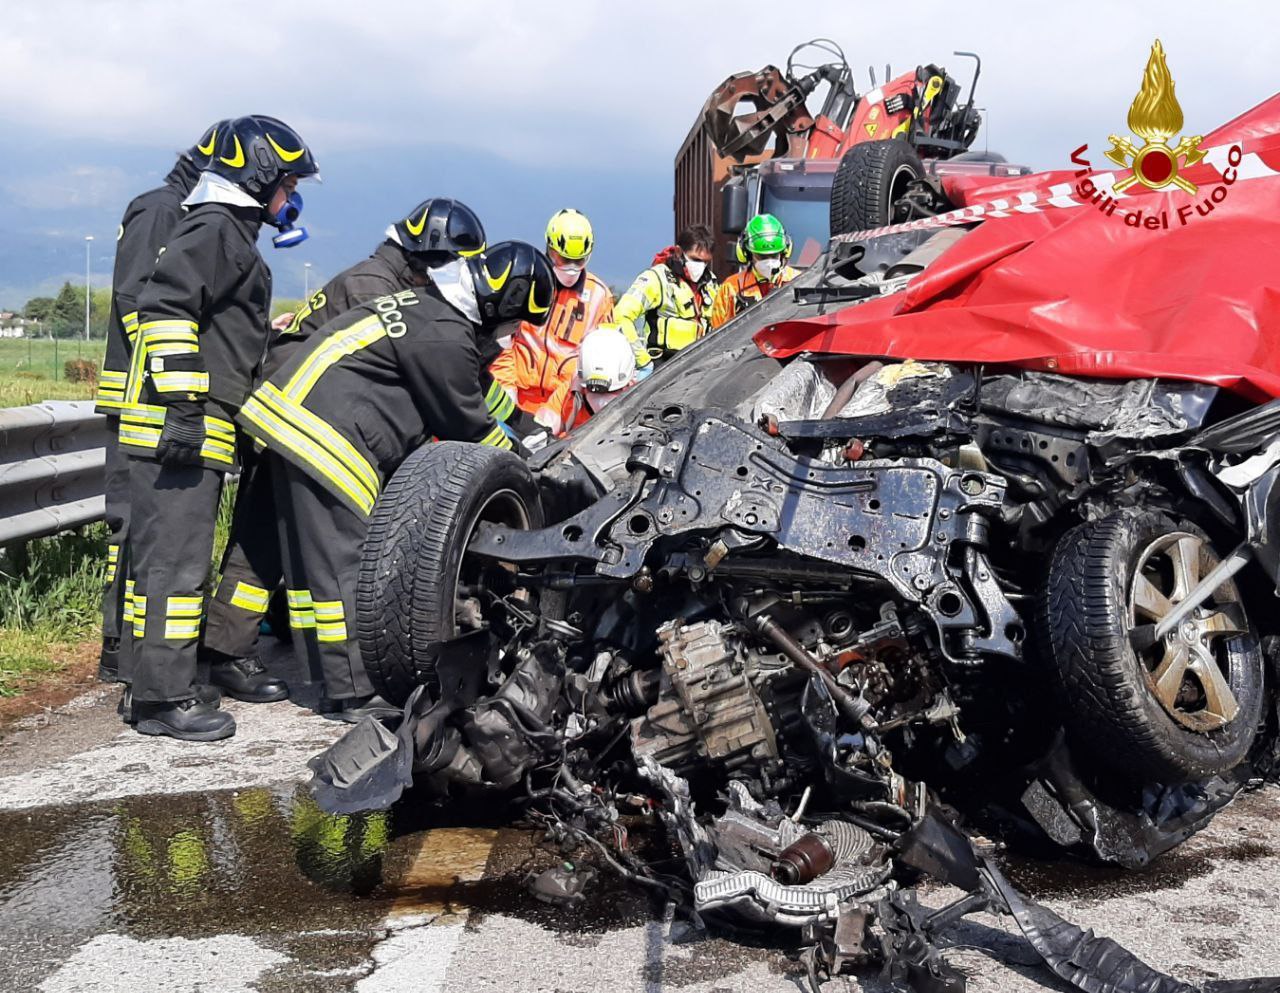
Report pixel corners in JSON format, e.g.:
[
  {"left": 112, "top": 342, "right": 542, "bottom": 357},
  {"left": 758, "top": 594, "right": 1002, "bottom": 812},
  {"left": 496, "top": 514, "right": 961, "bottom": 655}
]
[
  {"left": 208, "top": 655, "right": 289, "bottom": 703},
  {"left": 133, "top": 698, "right": 236, "bottom": 741},
  {"left": 119, "top": 684, "right": 221, "bottom": 724},
  {"left": 322, "top": 694, "right": 400, "bottom": 723},
  {"left": 98, "top": 638, "right": 121, "bottom": 683}
]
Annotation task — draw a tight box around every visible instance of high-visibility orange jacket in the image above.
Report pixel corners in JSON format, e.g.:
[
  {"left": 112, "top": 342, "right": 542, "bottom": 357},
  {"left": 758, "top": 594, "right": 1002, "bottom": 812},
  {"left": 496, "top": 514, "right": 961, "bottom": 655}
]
[
  {"left": 536, "top": 376, "right": 593, "bottom": 438},
  {"left": 709, "top": 265, "right": 800, "bottom": 330},
  {"left": 489, "top": 272, "right": 613, "bottom": 415}
]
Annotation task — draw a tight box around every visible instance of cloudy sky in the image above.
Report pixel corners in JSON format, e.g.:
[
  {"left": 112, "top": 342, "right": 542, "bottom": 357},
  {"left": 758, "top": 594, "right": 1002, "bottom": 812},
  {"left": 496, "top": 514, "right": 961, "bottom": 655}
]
[{"left": 0, "top": 0, "right": 1276, "bottom": 306}]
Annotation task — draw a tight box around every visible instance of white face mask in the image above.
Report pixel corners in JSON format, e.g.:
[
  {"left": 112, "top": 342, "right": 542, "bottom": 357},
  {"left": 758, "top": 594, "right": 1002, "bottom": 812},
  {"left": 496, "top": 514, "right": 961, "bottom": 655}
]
[
  {"left": 753, "top": 256, "right": 782, "bottom": 280},
  {"left": 553, "top": 264, "right": 583, "bottom": 287},
  {"left": 684, "top": 259, "right": 707, "bottom": 282},
  {"left": 431, "top": 258, "right": 481, "bottom": 325}
]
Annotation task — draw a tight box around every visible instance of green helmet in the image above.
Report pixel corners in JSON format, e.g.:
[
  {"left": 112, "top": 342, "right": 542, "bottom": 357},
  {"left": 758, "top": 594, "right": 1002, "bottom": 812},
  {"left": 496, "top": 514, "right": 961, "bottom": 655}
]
[{"left": 737, "top": 213, "right": 792, "bottom": 263}]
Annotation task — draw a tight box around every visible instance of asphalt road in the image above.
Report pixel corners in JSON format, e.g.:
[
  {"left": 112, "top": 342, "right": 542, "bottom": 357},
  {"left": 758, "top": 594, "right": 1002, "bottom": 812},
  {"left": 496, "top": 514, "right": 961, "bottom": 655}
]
[{"left": 1, "top": 650, "right": 1278, "bottom": 993}]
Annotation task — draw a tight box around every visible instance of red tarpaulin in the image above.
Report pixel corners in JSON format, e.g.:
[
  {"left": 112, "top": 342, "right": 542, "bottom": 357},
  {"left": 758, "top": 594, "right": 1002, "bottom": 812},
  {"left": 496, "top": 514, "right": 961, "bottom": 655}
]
[{"left": 756, "top": 94, "right": 1280, "bottom": 401}]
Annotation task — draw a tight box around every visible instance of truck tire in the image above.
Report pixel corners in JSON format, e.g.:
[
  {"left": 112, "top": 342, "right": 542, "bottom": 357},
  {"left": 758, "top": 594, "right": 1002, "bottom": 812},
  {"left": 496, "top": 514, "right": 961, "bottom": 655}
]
[
  {"left": 357, "top": 442, "right": 541, "bottom": 706},
  {"left": 1038, "top": 509, "right": 1263, "bottom": 784},
  {"left": 829, "top": 139, "right": 925, "bottom": 235}
]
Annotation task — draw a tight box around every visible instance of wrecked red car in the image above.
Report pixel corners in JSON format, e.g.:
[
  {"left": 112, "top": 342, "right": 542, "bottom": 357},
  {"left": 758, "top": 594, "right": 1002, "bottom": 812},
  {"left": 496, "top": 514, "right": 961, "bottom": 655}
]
[{"left": 311, "top": 97, "right": 1280, "bottom": 991}]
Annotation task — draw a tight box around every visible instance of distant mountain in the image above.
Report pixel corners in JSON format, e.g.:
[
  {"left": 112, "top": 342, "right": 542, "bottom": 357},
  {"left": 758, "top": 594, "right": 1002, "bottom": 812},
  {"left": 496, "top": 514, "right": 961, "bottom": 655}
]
[{"left": 0, "top": 135, "right": 671, "bottom": 308}]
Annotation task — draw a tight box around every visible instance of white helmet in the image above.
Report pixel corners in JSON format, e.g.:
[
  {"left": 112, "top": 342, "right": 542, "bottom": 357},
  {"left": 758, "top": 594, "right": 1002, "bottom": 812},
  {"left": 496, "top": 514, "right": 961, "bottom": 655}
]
[{"left": 578, "top": 324, "right": 637, "bottom": 394}]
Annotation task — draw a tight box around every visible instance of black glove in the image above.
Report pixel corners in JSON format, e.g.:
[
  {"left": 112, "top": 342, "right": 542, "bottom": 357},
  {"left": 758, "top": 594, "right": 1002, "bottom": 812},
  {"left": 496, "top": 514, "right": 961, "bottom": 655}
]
[{"left": 155, "top": 400, "right": 206, "bottom": 467}]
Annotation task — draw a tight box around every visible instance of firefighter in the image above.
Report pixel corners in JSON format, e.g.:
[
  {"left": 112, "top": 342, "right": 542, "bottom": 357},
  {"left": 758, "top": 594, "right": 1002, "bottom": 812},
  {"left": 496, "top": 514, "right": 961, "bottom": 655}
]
[
  {"left": 236, "top": 241, "right": 556, "bottom": 723},
  {"left": 534, "top": 323, "right": 640, "bottom": 437},
  {"left": 489, "top": 208, "right": 613, "bottom": 424},
  {"left": 201, "top": 199, "right": 491, "bottom": 687},
  {"left": 119, "top": 115, "right": 318, "bottom": 741},
  {"left": 92, "top": 121, "right": 225, "bottom": 687},
  {"left": 709, "top": 213, "right": 799, "bottom": 329},
  {"left": 613, "top": 224, "right": 718, "bottom": 366}
]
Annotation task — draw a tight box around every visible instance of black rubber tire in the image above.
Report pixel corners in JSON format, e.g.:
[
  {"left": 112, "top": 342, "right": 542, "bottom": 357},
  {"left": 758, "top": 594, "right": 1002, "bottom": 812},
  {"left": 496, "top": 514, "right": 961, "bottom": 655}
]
[
  {"left": 1038, "top": 509, "right": 1264, "bottom": 784},
  {"left": 829, "top": 139, "right": 925, "bottom": 235},
  {"left": 357, "top": 442, "right": 541, "bottom": 706}
]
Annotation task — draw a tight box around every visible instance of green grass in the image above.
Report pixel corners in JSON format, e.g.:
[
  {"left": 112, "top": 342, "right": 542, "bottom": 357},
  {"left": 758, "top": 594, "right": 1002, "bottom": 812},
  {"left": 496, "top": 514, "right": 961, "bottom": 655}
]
[
  {"left": 0, "top": 338, "right": 102, "bottom": 408},
  {"left": 0, "top": 524, "right": 108, "bottom": 696}
]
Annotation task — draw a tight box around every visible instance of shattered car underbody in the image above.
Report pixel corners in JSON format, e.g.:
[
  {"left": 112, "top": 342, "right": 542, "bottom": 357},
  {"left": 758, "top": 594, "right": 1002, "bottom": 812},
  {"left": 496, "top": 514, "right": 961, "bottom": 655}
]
[
  {"left": 312, "top": 340, "right": 1280, "bottom": 990},
  {"left": 311, "top": 99, "right": 1280, "bottom": 991}
]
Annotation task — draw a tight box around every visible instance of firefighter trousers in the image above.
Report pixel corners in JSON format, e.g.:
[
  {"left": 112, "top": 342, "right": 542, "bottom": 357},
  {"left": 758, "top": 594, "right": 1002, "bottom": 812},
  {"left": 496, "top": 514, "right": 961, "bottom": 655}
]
[
  {"left": 271, "top": 457, "right": 374, "bottom": 701},
  {"left": 203, "top": 452, "right": 283, "bottom": 660},
  {"left": 126, "top": 457, "right": 224, "bottom": 703},
  {"left": 101, "top": 418, "right": 133, "bottom": 676}
]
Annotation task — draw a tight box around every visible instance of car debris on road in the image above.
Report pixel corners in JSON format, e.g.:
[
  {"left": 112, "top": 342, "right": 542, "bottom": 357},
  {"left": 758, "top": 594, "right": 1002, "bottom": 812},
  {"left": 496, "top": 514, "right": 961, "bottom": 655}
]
[{"left": 305, "top": 93, "right": 1280, "bottom": 993}]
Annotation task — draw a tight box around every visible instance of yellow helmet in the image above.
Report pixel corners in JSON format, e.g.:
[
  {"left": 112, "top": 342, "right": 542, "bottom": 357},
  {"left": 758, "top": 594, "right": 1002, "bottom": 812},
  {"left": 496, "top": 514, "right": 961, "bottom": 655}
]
[{"left": 545, "top": 208, "right": 594, "bottom": 261}]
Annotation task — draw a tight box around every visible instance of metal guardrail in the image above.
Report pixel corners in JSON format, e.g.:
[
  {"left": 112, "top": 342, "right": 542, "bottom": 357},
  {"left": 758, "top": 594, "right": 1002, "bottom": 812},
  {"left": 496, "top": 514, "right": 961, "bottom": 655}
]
[{"left": 0, "top": 401, "right": 107, "bottom": 545}]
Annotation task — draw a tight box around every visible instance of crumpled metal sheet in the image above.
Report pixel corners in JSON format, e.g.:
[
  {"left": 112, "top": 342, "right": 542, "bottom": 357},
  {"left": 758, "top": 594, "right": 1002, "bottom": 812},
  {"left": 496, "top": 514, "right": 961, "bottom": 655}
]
[
  {"left": 979, "top": 373, "right": 1217, "bottom": 441},
  {"left": 752, "top": 355, "right": 839, "bottom": 424},
  {"left": 895, "top": 811, "right": 1280, "bottom": 993}
]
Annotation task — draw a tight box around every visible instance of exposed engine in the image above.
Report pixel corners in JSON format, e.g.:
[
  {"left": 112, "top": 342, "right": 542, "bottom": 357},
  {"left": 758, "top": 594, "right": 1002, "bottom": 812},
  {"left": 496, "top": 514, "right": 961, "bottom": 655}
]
[{"left": 310, "top": 358, "right": 1280, "bottom": 992}]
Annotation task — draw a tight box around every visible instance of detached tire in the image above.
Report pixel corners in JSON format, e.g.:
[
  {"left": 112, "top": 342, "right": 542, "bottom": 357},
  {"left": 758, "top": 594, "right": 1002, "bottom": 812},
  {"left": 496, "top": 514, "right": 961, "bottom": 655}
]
[
  {"left": 829, "top": 139, "right": 924, "bottom": 235},
  {"left": 357, "top": 442, "right": 541, "bottom": 706},
  {"left": 1038, "top": 510, "right": 1263, "bottom": 784}
]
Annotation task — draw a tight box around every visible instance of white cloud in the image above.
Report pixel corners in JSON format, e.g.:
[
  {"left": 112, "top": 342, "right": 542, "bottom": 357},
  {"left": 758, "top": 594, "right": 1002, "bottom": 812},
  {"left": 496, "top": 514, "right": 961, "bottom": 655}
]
[
  {"left": 0, "top": 0, "right": 1276, "bottom": 172},
  {"left": 3, "top": 165, "right": 133, "bottom": 210}
]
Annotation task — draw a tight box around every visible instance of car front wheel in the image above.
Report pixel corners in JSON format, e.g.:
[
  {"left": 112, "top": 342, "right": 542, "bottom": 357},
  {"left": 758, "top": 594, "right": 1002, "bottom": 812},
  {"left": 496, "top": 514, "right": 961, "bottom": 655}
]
[{"left": 1039, "top": 509, "right": 1264, "bottom": 783}]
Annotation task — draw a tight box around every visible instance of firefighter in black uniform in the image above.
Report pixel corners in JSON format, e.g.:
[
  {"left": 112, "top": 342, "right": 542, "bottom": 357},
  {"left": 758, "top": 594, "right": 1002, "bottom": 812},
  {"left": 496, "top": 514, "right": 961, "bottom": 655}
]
[
  {"left": 120, "top": 115, "right": 318, "bottom": 741},
  {"left": 200, "top": 199, "right": 504, "bottom": 703},
  {"left": 93, "top": 121, "right": 224, "bottom": 686},
  {"left": 237, "top": 241, "right": 555, "bottom": 721}
]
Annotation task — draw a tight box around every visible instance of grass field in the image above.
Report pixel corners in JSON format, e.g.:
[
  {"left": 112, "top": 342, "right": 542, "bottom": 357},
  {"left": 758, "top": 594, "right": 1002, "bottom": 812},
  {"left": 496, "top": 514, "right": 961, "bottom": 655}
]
[{"left": 0, "top": 337, "right": 102, "bottom": 408}]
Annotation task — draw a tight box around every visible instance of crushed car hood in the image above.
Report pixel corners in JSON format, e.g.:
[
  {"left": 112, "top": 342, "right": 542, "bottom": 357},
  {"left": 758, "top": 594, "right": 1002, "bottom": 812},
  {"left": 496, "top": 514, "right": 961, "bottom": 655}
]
[{"left": 756, "top": 94, "right": 1280, "bottom": 401}]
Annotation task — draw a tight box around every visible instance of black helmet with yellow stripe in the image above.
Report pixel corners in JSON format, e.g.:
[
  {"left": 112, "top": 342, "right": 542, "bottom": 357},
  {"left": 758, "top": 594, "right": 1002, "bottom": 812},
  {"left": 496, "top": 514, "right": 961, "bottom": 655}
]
[
  {"left": 205, "top": 115, "right": 318, "bottom": 202},
  {"left": 393, "top": 198, "right": 486, "bottom": 260},
  {"left": 468, "top": 241, "right": 556, "bottom": 328},
  {"left": 187, "top": 120, "right": 229, "bottom": 169}
]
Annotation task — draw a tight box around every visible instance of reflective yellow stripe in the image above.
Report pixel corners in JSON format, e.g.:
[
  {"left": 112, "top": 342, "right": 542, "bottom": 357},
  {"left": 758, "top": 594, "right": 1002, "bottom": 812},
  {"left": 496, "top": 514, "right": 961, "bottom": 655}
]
[
  {"left": 123, "top": 581, "right": 136, "bottom": 625},
  {"left": 106, "top": 544, "right": 119, "bottom": 584},
  {"left": 118, "top": 424, "right": 161, "bottom": 450},
  {"left": 151, "top": 371, "right": 210, "bottom": 394},
  {"left": 282, "top": 315, "right": 386, "bottom": 401},
  {"left": 139, "top": 319, "right": 198, "bottom": 335},
  {"left": 485, "top": 381, "right": 516, "bottom": 422},
  {"left": 117, "top": 407, "right": 235, "bottom": 465},
  {"left": 229, "top": 581, "right": 270, "bottom": 612},
  {"left": 165, "top": 597, "right": 203, "bottom": 638},
  {"left": 480, "top": 424, "right": 514, "bottom": 450},
  {"left": 258, "top": 385, "right": 379, "bottom": 495},
  {"left": 314, "top": 599, "right": 348, "bottom": 642},
  {"left": 147, "top": 341, "right": 200, "bottom": 357},
  {"left": 165, "top": 620, "right": 201, "bottom": 639},
  {"left": 96, "top": 370, "right": 129, "bottom": 408},
  {"left": 239, "top": 394, "right": 378, "bottom": 516},
  {"left": 286, "top": 589, "right": 315, "bottom": 629},
  {"left": 201, "top": 437, "right": 235, "bottom": 464},
  {"left": 132, "top": 593, "right": 147, "bottom": 639}
]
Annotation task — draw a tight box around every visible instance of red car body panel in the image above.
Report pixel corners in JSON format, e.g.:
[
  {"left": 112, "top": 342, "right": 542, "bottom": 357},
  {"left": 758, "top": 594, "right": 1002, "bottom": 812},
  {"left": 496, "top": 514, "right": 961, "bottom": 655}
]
[{"left": 756, "top": 95, "right": 1280, "bottom": 401}]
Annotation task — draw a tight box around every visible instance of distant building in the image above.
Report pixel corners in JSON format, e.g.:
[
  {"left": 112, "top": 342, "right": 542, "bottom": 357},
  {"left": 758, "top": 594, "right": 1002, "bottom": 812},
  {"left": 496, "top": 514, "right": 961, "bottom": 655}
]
[{"left": 0, "top": 316, "right": 32, "bottom": 338}]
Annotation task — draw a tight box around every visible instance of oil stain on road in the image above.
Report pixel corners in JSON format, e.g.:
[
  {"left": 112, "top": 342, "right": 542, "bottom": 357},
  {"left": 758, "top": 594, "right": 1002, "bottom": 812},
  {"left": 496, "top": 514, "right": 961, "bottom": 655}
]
[{"left": 0, "top": 784, "right": 514, "bottom": 991}]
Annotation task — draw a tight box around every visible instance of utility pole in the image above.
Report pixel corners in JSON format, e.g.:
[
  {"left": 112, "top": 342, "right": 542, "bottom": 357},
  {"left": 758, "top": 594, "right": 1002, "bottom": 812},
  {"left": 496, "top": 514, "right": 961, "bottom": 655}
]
[
  {"left": 84, "top": 235, "right": 94, "bottom": 341},
  {"left": 304, "top": 261, "right": 312, "bottom": 299}
]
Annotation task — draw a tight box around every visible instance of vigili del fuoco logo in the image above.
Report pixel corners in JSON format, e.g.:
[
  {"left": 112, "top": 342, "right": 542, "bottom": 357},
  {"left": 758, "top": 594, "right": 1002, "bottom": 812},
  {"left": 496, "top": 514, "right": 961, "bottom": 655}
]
[{"left": 1069, "top": 40, "right": 1242, "bottom": 229}]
